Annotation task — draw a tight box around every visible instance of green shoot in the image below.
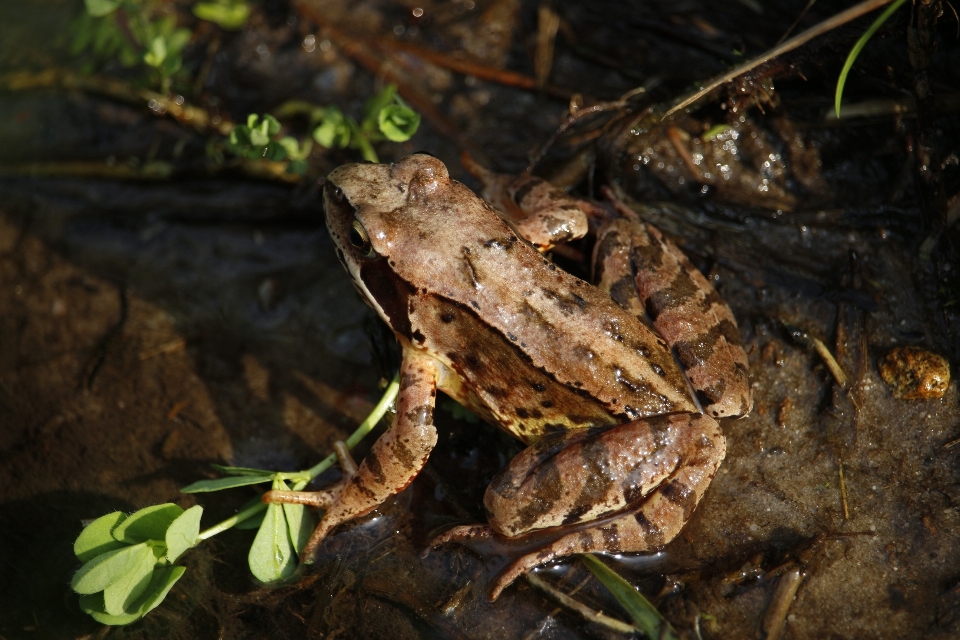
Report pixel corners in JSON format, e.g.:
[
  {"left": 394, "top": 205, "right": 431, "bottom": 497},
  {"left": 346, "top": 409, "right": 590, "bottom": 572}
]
[
  {"left": 835, "top": 0, "right": 908, "bottom": 117},
  {"left": 280, "top": 85, "right": 421, "bottom": 163},
  {"left": 227, "top": 87, "right": 421, "bottom": 173},
  {"left": 192, "top": 0, "right": 251, "bottom": 30},
  {"left": 71, "top": 373, "right": 400, "bottom": 625},
  {"left": 581, "top": 554, "right": 679, "bottom": 640},
  {"left": 70, "top": 0, "right": 250, "bottom": 91}
]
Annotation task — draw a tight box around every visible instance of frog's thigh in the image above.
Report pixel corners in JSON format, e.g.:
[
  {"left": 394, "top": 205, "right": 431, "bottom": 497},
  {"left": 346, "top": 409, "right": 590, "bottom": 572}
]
[
  {"left": 594, "top": 219, "right": 752, "bottom": 418},
  {"left": 488, "top": 413, "right": 724, "bottom": 600},
  {"left": 485, "top": 414, "right": 723, "bottom": 537},
  {"left": 300, "top": 351, "right": 439, "bottom": 561}
]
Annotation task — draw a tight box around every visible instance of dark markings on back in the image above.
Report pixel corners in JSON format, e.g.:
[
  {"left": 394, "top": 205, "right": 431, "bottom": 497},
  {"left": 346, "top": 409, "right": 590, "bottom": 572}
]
[
  {"left": 643, "top": 269, "right": 702, "bottom": 321},
  {"left": 511, "top": 460, "right": 564, "bottom": 531},
  {"left": 563, "top": 437, "right": 615, "bottom": 525},
  {"left": 462, "top": 248, "right": 481, "bottom": 287},
  {"left": 696, "top": 381, "right": 727, "bottom": 413},
  {"left": 718, "top": 318, "right": 743, "bottom": 347},
  {"left": 634, "top": 511, "right": 665, "bottom": 547},
  {"left": 364, "top": 450, "right": 387, "bottom": 485},
  {"left": 660, "top": 479, "right": 696, "bottom": 521},
  {"left": 412, "top": 329, "right": 425, "bottom": 344},
  {"left": 484, "top": 236, "right": 517, "bottom": 251},
  {"left": 601, "top": 524, "right": 620, "bottom": 550},
  {"left": 629, "top": 234, "right": 666, "bottom": 273},
  {"left": 609, "top": 275, "right": 639, "bottom": 311},
  {"left": 511, "top": 178, "right": 539, "bottom": 206},
  {"left": 675, "top": 325, "right": 723, "bottom": 370},
  {"left": 594, "top": 229, "right": 622, "bottom": 266}
]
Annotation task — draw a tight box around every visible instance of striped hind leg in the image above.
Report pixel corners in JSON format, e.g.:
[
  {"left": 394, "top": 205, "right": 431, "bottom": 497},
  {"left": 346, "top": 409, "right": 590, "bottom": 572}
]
[
  {"left": 593, "top": 212, "right": 752, "bottom": 418},
  {"left": 486, "top": 413, "right": 725, "bottom": 601}
]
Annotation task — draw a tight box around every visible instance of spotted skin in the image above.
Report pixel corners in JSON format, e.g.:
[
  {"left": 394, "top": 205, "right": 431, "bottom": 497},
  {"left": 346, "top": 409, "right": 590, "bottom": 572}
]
[
  {"left": 283, "top": 154, "right": 752, "bottom": 601},
  {"left": 595, "top": 215, "right": 752, "bottom": 418}
]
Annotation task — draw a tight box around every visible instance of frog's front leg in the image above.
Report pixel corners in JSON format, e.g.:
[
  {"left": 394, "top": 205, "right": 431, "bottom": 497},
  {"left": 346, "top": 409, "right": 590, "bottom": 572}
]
[
  {"left": 266, "top": 350, "right": 439, "bottom": 563},
  {"left": 435, "top": 412, "right": 724, "bottom": 600}
]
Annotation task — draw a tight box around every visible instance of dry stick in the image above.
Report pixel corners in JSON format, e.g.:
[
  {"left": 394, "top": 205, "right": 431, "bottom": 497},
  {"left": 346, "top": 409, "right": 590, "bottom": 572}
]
[
  {"left": 374, "top": 37, "right": 574, "bottom": 101},
  {"left": 0, "top": 69, "right": 230, "bottom": 134},
  {"left": 760, "top": 566, "right": 805, "bottom": 640},
  {"left": 664, "top": 0, "right": 897, "bottom": 117},
  {"left": 839, "top": 462, "right": 850, "bottom": 520},
  {"left": 525, "top": 573, "right": 639, "bottom": 635},
  {"left": 292, "top": 0, "right": 481, "bottom": 160}
]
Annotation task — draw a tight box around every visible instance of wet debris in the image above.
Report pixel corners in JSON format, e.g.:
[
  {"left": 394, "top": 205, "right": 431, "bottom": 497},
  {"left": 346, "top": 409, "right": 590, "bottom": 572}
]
[{"left": 878, "top": 346, "right": 950, "bottom": 400}]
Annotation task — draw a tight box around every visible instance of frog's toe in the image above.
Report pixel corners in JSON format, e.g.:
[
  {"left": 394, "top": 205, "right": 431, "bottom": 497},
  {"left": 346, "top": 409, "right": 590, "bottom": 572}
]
[{"left": 430, "top": 523, "right": 494, "bottom": 549}]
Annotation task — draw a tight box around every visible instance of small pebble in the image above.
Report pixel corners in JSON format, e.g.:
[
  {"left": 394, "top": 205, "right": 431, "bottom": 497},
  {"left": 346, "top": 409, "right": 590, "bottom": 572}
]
[{"left": 878, "top": 346, "right": 950, "bottom": 400}]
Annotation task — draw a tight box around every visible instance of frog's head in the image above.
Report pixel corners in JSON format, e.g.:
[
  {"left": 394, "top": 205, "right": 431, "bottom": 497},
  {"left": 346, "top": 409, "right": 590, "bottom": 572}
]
[{"left": 322, "top": 153, "right": 452, "bottom": 340}]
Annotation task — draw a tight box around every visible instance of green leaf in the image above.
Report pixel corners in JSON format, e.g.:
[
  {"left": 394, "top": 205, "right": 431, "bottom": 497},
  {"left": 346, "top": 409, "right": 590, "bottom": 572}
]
[
  {"left": 835, "top": 0, "right": 908, "bottom": 118},
  {"left": 79, "top": 565, "right": 186, "bottom": 625},
  {"left": 246, "top": 113, "right": 259, "bottom": 128},
  {"left": 72, "top": 543, "right": 148, "bottom": 595},
  {"left": 112, "top": 503, "right": 184, "bottom": 543},
  {"left": 165, "top": 505, "right": 203, "bottom": 562},
  {"left": 264, "top": 114, "right": 282, "bottom": 136},
  {"left": 229, "top": 126, "right": 252, "bottom": 148},
  {"left": 102, "top": 544, "right": 157, "bottom": 616},
  {"left": 167, "top": 28, "right": 192, "bottom": 57},
  {"left": 249, "top": 502, "right": 296, "bottom": 582},
  {"left": 377, "top": 104, "right": 420, "bottom": 142},
  {"left": 143, "top": 35, "right": 167, "bottom": 68},
  {"left": 139, "top": 565, "right": 187, "bottom": 618},
  {"left": 249, "top": 122, "right": 270, "bottom": 147},
  {"left": 282, "top": 502, "right": 314, "bottom": 556},
  {"left": 211, "top": 464, "right": 276, "bottom": 476},
  {"left": 581, "top": 554, "right": 678, "bottom": 640},
  {"left": 364, "top": 85, "right": 398, "bottom": 124},
  {"left": 263, "top": 140, "right": 287, "bottom": 162},
  {"left": 85, "top": 0, "right": 122, "bottom": 18},
  {"left": 312, "top": 107, "right": 348, "bottom": 148},
  {"left": 181, "top": 475, "right": 274, "bottom": 493},
  {"left": 79, "top": 592, "right": 142, "bottom": 625},
  {"left": 193, "top": 0, "right": 250, "bottom": 30},
  {"left": 74, "top": 511, "right": 128, "bottom": 562}
]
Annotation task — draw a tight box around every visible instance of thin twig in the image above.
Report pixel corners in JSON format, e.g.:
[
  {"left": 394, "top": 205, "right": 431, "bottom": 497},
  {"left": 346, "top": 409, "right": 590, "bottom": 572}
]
[
  {"left": 525, "top": 573, "right": 639, "bottom": 635},
  {"left": 839, "top": 462, "right": 850, "bottom": 519},
  {"left": 665, "top": 0, "right": 897, "bottom": 116}
]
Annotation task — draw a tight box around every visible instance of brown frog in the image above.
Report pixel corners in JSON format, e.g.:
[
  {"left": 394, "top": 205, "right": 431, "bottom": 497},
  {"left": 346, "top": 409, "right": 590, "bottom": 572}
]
[{"left": 267, "top": 153, "right": 752, "bottom": 599}]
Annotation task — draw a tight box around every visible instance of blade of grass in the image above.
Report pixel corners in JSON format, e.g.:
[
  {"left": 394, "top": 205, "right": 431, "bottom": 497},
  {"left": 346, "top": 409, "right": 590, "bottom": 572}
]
[
  {"left": 581, "top": 554, "right": 678, "bottom": 640},
  {"left": 835, "top": 0, "right": 908, "bottom": 117}
]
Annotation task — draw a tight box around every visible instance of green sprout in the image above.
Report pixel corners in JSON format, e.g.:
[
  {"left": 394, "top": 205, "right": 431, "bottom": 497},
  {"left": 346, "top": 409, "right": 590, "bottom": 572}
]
[
  {"left": 280, "top": 85, "right": 421, "bottom": 163},
  {"left": 71, "top": 374, "right": 400, "bottom": 625},
  {"left": 192, "top": 0, "right": 250, "bottom": 30},
  {"left": 230, "top": 86, "right": 421, "bottom": 173},
  {"left": 225, "top": 113, "right": 313, "bottom": 174},
  {"left": 835, "top": 0, "right": 908, "bottom": 118},
  {"left": 581, "top": 554, "right": 679, "bottom": 640},
  {"left": 70, "top": 0, "right": 250, "bottom": 91}
]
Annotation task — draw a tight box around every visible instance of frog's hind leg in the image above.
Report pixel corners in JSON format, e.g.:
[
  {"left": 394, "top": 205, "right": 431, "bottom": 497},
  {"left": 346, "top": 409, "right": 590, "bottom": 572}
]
[
  {"left": 486, "top": 413, "right": 725, "bottom": 601},
  {"left": 594, "top": 214, "right": 752, "bottom": 419},
  {"left": 267, "top": 352, "right": 440, "bottom": 563}
]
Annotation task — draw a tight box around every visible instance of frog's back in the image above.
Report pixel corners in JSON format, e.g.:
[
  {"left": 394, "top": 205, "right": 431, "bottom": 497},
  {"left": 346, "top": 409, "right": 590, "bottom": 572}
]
[{"left": 380, "top": 178, "right": 697, "bottom": 435}]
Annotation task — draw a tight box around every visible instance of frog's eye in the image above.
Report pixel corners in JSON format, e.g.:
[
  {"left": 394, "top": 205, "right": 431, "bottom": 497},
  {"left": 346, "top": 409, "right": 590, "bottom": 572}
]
[{"left": 349, "top": 219, "right": 375, "bottom": 257}]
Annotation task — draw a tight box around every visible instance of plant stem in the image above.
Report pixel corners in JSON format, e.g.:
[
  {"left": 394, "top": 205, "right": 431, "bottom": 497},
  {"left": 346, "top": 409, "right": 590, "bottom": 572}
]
[{"left": 195, "top": 372, "right": 400, "bottom": 539}]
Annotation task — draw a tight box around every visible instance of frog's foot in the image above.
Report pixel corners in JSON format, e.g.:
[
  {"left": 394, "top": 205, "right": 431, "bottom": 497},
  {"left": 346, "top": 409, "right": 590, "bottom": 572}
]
[
  {"left": 270, "top": 354, "right": 441, "bottom": 564},
  {"left": 264, "top": 441, "right": 356, "bottom": 510},
  {"left": 430, "top": 524, "right": 495, "bottom": 548}
]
